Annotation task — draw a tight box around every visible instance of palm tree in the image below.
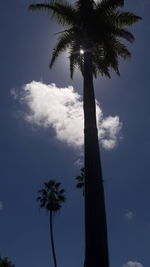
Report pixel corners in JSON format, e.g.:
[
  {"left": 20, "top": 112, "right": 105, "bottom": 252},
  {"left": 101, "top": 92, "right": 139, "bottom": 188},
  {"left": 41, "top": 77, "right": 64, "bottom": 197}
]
[
  {"left": 29, "top": 1, "right": 141, "bottom": 266},
  {"left": 37, "top": 180, "right": 66, "bottom": 267},
  {"left": 0, "top": 257, "right": 15, "bottom": 267}
]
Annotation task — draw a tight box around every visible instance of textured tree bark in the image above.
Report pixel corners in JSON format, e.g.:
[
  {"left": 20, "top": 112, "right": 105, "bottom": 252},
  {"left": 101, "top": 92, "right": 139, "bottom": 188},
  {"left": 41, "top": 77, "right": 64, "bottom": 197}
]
[
  {"left": 50, "top": 211, "right": 57, "bottom": 267},
  {"left": 83, "top": 49, "right": 109, "bottom": 267}
]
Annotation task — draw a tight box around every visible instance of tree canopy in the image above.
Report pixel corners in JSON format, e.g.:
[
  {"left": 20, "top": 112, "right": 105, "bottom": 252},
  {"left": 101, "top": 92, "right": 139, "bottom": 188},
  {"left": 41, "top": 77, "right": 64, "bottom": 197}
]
[{"left": 29, "top": 0, "right": 141, "bottom": 78}]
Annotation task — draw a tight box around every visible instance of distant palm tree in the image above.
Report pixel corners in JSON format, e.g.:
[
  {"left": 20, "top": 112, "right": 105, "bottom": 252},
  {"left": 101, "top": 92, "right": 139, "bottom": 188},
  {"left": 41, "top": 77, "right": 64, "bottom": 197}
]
[
  {"left": 0, "top": 256, "right": 15, "bottom": 267},
  {"left": 37, "top": 180, "right": 66, "bottom": 267},
  {"left": 29, "top": 1, "right": 141, "bottom": 266}
]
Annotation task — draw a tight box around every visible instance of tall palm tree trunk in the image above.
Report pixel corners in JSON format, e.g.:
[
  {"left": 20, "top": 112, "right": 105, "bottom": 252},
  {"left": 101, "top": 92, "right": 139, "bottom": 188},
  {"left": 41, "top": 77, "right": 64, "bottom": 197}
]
[
  {"left": 49, "top": 211, "right": 57, "bottom": 267},
  {"left": 83, "top": 49, "right": 109, "bottom": 267}
]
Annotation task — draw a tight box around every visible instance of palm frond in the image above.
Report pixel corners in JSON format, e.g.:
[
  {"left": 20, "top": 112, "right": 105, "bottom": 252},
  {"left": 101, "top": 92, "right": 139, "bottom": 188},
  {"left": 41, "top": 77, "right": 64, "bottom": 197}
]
[
  {"left": 69, "top": 52, "right": 83, "bottom": 78},
  {"left": 49, "top": 1, "right": 79, "bottom": 26},
  {"left": 59, "top": 189, "right": 65, "bottom": 194},
  {"left": 91, "top": 45, "right": 110, "bottom": 77},
  {"left": 50, "top": 30, "right": 73, "bottom": 68},
  {"left": 109, "top": 10, "right": 142, "bottom": 27},
  {"left": 29, "top": 3, "right": 53, "bottom": 12},
  {"left": 99, "top": 0, "right": 124, "bottom": 10},
  {"left": 76, "top": 0, "right": 95, "bottom": 13},
  {"left": 55, "top": 182, "right": 61, "bottom": 188},
  {"left": 101, "top": 41, "right": 120, "bottom": 75},
  {"left": 113, "top": 39, "right": 131, "bottom": 59},
  {"left": 58, "top": 195, "right": 66, "bottom": 202},
  {"left": 112, "top": 27, "right": 135, "bottom": 42},
  {"left": 76, "top": 182, "right": 84, "bottom": 189},
  {"left": 75, "top": 167, "right": 85, "bottom": 195},
  {"left": 69, "top": 39, "right": 83, "bottom": 78},
  {"left": 69, "top": 53, "right": 77, "bottom": 79},
  {"left": 29, "top": 1, "right": 78, "bottom": 26},
  {"left": 93, "top": 52, "right": 111, "bottom": 78}
]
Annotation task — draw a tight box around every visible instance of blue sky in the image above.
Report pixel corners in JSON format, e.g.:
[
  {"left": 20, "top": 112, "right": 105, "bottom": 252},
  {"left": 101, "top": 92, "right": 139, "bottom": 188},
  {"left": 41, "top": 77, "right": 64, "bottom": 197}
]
[{"left": 0, "top": 1, "right": 150, "bottom": 267}]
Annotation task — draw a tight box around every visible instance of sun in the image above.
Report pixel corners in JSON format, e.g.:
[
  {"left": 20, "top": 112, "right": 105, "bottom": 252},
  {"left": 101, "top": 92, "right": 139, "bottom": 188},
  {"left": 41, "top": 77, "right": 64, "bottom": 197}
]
[{"left": 80, "top": 49, "right": 84, "bottom": 55}]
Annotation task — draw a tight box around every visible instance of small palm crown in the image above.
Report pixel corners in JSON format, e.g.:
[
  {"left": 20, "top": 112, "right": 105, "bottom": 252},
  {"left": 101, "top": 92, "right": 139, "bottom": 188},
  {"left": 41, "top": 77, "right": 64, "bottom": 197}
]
[
  {"left": 37, "top": 180, "right": 66, "bottom": 212},
  {"left": 29, "top": 0, "right": 141, "bottom": 78}
]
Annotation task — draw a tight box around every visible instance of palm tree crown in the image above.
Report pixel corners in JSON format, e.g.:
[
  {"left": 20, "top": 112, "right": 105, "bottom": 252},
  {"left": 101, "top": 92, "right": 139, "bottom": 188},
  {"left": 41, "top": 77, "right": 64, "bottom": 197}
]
[
  {"left": 37, "top": 180, "right": 66, "bottom": 212},
  {"left": 29, "top": 0, "right": 141, "bottom": 78}
]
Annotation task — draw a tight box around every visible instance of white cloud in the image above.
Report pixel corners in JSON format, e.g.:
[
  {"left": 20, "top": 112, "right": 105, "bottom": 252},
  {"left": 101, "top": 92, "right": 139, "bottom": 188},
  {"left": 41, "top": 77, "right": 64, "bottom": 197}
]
[
  {"left": 122, "top": 261, "right": 144, "bottom": 267},
  {"left": 100, "top": 116, "right": 122, "bottom": 149},
  {"left": 0, "top": 201, "right": 4, "bottom": 210},
  {"left": 125, "top": 211, "right": 135, "bottom": 221},
  {"left": 74, "top": 158, "right": 84, "bottom": 167},
  {"left": 94, "top": 0, "right": 101, "bottom": 3},
  {"left": 13, "top": 81, "right": 122, "bottom": 150}
]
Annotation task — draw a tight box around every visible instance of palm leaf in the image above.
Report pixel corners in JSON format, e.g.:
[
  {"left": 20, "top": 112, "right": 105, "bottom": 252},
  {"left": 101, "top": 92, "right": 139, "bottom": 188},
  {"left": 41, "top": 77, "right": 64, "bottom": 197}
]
[
  {"left": 93, "top": 53, "right": 111, "bottom": 78},
  {"left": 29, "top": 3, "right": 53, "bottom": 12},
  {"left": 49, "top": 1, "right": 79, "bottom": 26},
  {"left": 112, "top": 27, "right": 135, "bottom": 42},
  {"left": 69, "top": 52, "right": 83, "bottom": 78},
  {"left": 76, "top": 182, "right": 84, "bottom": 189},
  {"left": 69, "top": 38, "right": 83, "bottom": 78},
  {"left": 50, "top": 30, "right": 73, "bottom": 68},
  {"left": 29, "top": 1, "right": 78, "bottom": 26},
  {"left": 113, "top": 39, "right": 131, "bottom": 59},
  {"left": 109, "top": 10, "right": 142, "bottom": 27},
  {"left": 99, "top": 0, "right": 124, "bottom": 9}
]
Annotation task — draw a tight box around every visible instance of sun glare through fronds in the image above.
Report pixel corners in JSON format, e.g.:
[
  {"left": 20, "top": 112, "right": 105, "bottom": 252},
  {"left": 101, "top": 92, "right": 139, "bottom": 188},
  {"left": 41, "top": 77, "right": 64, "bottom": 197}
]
[{"left": 80, "top": 49, "right": 84, "bottom": 55}]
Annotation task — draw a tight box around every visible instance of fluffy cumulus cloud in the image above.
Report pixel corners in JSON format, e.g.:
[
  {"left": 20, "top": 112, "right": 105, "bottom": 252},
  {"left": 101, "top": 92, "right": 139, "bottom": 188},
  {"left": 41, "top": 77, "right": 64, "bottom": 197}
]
[
  {"left": 122, "top": 261, "right": 144, "bottom": 267},
  {"left": 13, "top": 81, "right": 122, "bottom": 150}
]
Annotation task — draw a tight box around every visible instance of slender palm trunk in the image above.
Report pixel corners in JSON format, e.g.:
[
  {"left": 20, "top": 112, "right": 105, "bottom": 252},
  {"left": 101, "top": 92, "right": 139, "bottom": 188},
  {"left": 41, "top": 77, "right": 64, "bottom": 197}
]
[
  {"left": 83, "top": 49, "right": 109, "bottom": 267},
  {"left": 49, "top": 211, "right": 57, "bottom": 267}
]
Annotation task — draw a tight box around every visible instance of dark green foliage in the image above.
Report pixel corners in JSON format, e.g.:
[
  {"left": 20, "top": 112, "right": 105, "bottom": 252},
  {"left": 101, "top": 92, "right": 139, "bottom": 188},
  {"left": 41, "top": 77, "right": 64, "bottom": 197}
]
[
  {"left": 37, "top": 180, "right": 66, "bottom": 267},
  {"left": 29, "top": 0, "right": 141, "bottom": 78},
  {"left": 0, "top": 257, "right": 15, "bottom": 267},
  {"left": 76, "top": 168, "right": 85, "bottom": 195},
  {"left": 37, "top": 180, "right": 66, "bottom": 212}
]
